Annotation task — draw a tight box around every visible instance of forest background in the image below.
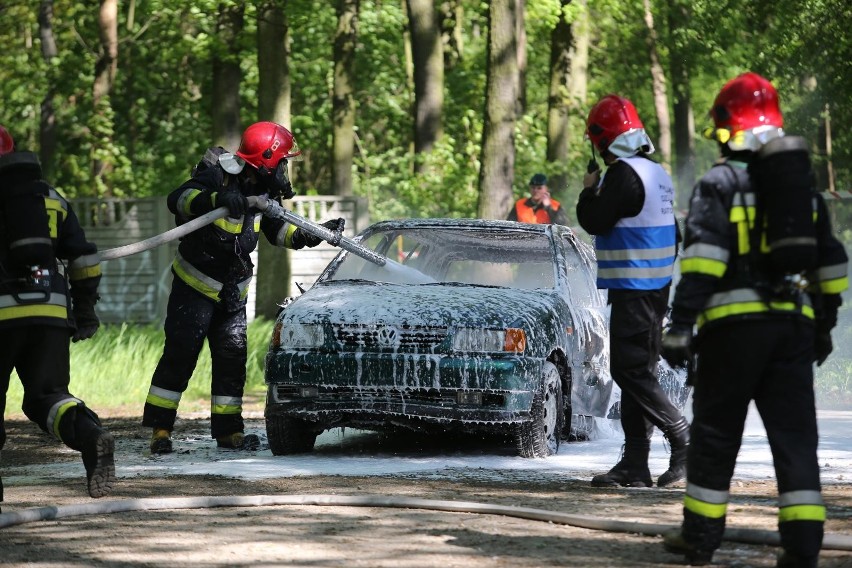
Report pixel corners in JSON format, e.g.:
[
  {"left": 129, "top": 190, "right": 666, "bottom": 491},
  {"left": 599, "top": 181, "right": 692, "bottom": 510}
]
[
  {"left": 1, "top": 0, "right": 850, "bottom": 219},
  {"left": 1, "top": 0, "right": 852, "bottom": 411}
]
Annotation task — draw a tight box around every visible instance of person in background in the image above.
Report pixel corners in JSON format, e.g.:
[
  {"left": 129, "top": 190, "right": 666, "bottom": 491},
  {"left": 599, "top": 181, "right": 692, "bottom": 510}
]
[
  {"left": 576, "top": 94, "right": 689, "bottom": 489},
  {"left": 143, "top": 121, "right": 343, "bottom": 454},
  {"left": 507, "top": 173, "right": 568, "bottom": 225},
  {"left": 661, "top": 72, "right": 848, "bottom": 568},
  {"left": 0, "top": 124, "right": 114, "bottom": 505}
]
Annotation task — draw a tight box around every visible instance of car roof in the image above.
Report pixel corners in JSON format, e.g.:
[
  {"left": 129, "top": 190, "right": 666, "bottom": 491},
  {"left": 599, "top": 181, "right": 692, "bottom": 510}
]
[{"left": 361, "top": 218, "right": 560, "bottom": 235}]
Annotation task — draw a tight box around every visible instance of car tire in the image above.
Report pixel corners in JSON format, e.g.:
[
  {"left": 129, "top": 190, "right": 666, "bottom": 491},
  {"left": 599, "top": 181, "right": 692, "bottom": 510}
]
[
  {"left": 266, "top": 414, "right": 319, "bottom": 455},
  {"left": 513, "top": 361, "right": 563, "bottom": 458}
]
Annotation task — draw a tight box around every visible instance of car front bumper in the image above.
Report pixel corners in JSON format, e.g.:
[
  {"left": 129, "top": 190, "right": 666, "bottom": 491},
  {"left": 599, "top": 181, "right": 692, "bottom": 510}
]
[{"left": 264, "top": 350, "right": 546, "bottom": 425}]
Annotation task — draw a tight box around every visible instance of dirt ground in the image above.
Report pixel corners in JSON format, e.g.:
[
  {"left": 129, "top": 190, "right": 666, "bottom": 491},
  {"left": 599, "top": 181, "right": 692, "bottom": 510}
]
[{"left": 1, "top": 415, "right": 851, "bottom": 568}]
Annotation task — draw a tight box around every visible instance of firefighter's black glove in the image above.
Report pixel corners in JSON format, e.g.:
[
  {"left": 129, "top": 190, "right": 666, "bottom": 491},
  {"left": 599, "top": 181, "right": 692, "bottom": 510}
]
[
  {"left": 216, "top": 190, "right": 248, "bottom": 218},
  {"left": 815, "top": 331, "right": 833, "bottom": 366},
  {"left": 296, "top": 218, "right": 345, "bottom": 249},
  {"left": 814, "top": 303, "right": 838, "bottom": 366},
  {"left": 661, "top": 323, "right": 693, "bottom": 370},
  {"left": 72, "top": 295, "right": 100, "bottom": 342}
]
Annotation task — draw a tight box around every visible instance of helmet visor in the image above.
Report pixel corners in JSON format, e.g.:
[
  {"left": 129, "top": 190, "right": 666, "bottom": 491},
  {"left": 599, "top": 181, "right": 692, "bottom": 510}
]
[{"left": 286, "top": 140, "right": 304, "bottom": 161}]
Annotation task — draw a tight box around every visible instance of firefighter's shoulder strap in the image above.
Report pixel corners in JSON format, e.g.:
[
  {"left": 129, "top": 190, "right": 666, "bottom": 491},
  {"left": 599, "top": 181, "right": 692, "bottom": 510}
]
[{"left": 191, "top": 146, "right": 228, "bottom": 177}]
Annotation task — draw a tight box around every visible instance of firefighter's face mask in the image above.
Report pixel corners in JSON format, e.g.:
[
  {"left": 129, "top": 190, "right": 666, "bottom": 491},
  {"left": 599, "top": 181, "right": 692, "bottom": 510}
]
[{"left": 260, "top": 159, "right": 295, "bottom": 200}]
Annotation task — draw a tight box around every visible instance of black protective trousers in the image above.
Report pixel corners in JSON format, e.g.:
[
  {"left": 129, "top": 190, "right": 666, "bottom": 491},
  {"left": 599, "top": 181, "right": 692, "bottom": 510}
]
[
  {"left": 0, "top": 325, "right": 102, "bottom": 504},
  {"left": 688, "top": 317, "right": 821, "bottom": 557},
  {"left": 142, "top": 276, "right": 248, "bottom": 438},
  {"left": 1, "top": 326, "right": 75, "bottom": 444},
  {"left": 609, "top": 287, "right": 685, "bottom": 439}
]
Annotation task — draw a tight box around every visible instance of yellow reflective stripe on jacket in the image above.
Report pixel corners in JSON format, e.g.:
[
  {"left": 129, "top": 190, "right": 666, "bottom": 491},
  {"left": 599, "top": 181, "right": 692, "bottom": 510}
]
[
  {"left": 0, "top": 292, "right": 68, "bottom": 321},
  {"left": 213, "top": 216, "right": 244, "bottom": 234},
  {"left": 697, "top": 288, "right": 814, "bottom": 329},
  {"left": 173, "top": 253, "right": 253, "bottom": 302},
  {"left": 276, "top": 222, "right": 298, "bottom": 247},
  {"left": 173, "top": 256, "right": 221, "bottom": 301},
  {"left": 680, "top": 241, "right": 729, "bottom": 278},
  {"left": 729, "top": 191, "right": 757, "bottom": 255},
  {"left": 211, "top": 395, "right": 243, "bottom": 415},
  {"left": 816, "top": 263, "right": 849, "bottom": 295},
  {"left": 47, "top": 397, "right": 82, "bottom": 441},
  {"left": 176, "top": 188, "right": 217, "bottom": 217},
  {"left": 44, "top": 196, "right": 66, "bottom": 238},
  {"left": 69, "top": 253, "right": 102, "bottom": 280},
  {"left": 146, "top": 385, "right": 182, "bottom": 410},
  {"left": 778, "top": 489, "right": 825, "bottom": 523}
]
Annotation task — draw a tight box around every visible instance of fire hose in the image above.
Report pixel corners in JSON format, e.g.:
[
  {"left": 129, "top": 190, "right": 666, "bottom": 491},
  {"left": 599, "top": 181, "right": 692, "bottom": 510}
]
[
  {"left": 98, "top": 195, "right": 386, "bottom": 266},
  {"left": 0, "top": 493, "right": 851, "bottom": 551}
]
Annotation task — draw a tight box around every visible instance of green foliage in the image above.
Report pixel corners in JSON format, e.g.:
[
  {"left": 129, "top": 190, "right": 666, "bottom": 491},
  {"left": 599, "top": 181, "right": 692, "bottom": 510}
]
[
  {"left": 4, "top": 319, "right": 274, "bottom": 417},
  {"left": 0, "top": 0, "right": 849, "bottom": 216}
]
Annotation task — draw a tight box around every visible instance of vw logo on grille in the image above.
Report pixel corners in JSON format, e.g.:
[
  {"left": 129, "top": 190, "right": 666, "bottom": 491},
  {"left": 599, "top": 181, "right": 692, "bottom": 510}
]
[{"left": 376, "top": 326, "right": 400, "bottom": 347}]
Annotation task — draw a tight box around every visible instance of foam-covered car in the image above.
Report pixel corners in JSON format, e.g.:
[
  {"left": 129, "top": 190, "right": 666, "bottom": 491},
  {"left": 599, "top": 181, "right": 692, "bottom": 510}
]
[{"left": 264, "top": 218, "right": 615, "bottom": 457}]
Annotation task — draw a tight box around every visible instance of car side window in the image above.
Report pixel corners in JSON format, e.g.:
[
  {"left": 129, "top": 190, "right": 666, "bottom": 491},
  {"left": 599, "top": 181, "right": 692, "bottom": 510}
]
[{"left": 562, "top": 236, "right": 596, "bottom": 305}]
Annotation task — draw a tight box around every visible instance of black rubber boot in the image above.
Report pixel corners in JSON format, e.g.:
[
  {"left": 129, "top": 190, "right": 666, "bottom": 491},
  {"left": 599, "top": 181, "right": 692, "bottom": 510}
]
[
  {"left": 216, "top": 432, "right": 261, "bottom": 451},
  {"left": 591, "top": 437, "right": 652, "bottom": 487},
  {"left": 662, "top": 529, "right": 714, "bottom": 566},
  {"left": 150, "top": 428, "right": 173, "bottom": 454},
  {"left": 73, "top": 411, "right": 116, "bottom": 498},
  {"left": 658, "top": 417, "right": 690, "bottom": 487},
  {"left": 777, "top": 551, "right": 818, "bottom": 568}
]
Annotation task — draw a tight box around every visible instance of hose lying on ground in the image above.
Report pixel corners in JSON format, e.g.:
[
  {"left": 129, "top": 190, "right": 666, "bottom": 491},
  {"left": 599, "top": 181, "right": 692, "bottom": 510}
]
[{"left": 1, "top": 493, "right": 850, "bottom": 551}]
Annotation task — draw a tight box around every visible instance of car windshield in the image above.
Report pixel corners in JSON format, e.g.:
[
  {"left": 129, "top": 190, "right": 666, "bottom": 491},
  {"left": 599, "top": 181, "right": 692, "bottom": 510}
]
[{"left": 326, "top": 226, "right": 556, "bottom": 289}]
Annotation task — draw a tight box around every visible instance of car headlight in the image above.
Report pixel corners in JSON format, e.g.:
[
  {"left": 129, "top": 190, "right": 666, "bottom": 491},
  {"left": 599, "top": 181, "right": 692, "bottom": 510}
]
[
  {"left": 452, "top": 327, "right": 526, "bottom": 353},
  {"left": 270, "top": 321, "right": 325, "bottom": 350}
]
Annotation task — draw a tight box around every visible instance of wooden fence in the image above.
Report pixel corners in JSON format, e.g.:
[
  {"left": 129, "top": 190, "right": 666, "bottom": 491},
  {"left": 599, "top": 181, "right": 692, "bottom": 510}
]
[{"left": 72, "top": 195, "right": 370, "bottom": 325}]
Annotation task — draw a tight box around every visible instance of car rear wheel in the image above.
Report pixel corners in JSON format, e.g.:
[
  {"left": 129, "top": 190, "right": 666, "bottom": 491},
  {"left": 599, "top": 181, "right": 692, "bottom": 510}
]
[
  {"left": 513, "top": 361, "right": 563, "bottom": 458},
  {"left": 266, "top": 414, "right": 319, "bottom": 455}
]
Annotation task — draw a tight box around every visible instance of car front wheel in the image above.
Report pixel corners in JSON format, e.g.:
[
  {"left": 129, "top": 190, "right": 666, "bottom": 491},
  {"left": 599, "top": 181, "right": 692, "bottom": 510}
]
[
  {"left": 513, "top": 361, "right": 563, "bottom": 458},
  {"left": 266, "top": 413, "right": 319, "bottom": 455}
]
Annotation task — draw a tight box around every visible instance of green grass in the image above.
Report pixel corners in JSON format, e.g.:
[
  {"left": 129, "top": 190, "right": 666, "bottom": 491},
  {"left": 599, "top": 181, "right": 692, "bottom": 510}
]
[
  {"left": 5, "top": 318, "right": 275, "bottom": 418},
  {"left": 7, "top": 317, "right": 850, "bottom": 417}
]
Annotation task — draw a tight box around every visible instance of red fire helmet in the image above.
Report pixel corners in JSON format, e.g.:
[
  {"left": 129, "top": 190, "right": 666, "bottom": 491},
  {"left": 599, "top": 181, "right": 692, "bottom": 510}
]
[
  {"left": 710, "top": 72, "right": 783, "bottom": 135},
  {"left": 0, "top": 125, "right": 14, "bottom": 156},
  {"left": 586, "top": 95, "right": 654, "bottom": 157},
  {"left": 235, "top": 122, "right": 302, "bottom": 172}
]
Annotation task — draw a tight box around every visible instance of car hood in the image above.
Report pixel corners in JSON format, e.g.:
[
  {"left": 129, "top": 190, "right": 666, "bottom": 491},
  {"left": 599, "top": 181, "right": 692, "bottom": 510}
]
[{"left": 283, "top": 280, "right": 565, "bottom": 331}]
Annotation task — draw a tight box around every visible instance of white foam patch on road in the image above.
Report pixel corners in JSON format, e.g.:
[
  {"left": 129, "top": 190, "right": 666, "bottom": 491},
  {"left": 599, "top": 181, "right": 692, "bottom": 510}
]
[{"left": 5, "top": 406, "right": 851, "bottom": 487}]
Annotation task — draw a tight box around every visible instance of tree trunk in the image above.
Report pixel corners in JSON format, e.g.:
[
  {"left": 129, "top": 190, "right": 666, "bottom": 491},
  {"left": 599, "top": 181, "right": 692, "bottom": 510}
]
[
  {"left": 332, "top": 0, "right": 359, "bottom": 196},
  {"left": 212, "top": 3, "right": 244, "bottom": 151},
  {"left": 546, "top": 0, "right": 588, "bottom": 196},
  {"left": 642, "top": 0, "right": 671, "bottom": 171},
  {"left": 258, "top": 1, "right": 291, "bottom": 128},
  {"left": 38, "top": 0, "right": 58, "bottom": 178},
  {"left": 477, "top": 0, "right": 518, "bottom": 220},
  {"left": 668, "top": 0, "right": 694, "bottom": 207},
  {"left": 440, "top": 0, "right": 464, "bottom": 67},
  {"left": 516, "top": 0, "right": 527, "bottom": 115},
  {"left": 256, "top": 0, "right": 293, "bottom": 319},
  {"left": 92, "top": 0, "right": 118, "bottom": 196},
  {"left": 406, "top": 0, "right": 444, "bottom": 167}
]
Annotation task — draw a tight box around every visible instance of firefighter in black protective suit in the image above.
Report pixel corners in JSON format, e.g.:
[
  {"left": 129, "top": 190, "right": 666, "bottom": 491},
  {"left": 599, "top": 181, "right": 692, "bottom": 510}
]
[
  {"left": 0, "top": 124, "right": 115, "bottom": 505},
  {"left": 660, "top": 73, "right": 849, "bottom": 568},
  {"left": 143, "top": 122, "right": 343, "bottom": 454},
  {"left": 577, "top": 95, "right": 690, "bottom": 489}
]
